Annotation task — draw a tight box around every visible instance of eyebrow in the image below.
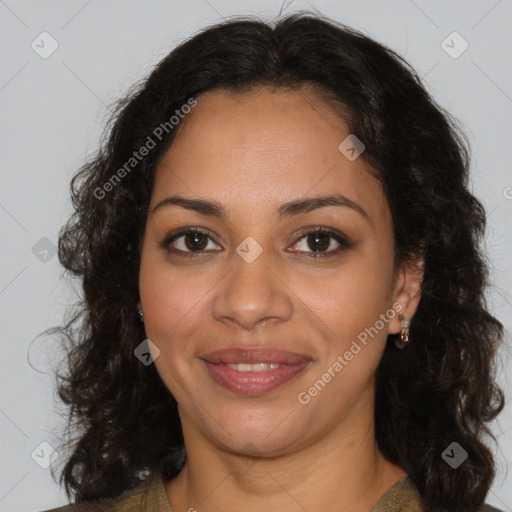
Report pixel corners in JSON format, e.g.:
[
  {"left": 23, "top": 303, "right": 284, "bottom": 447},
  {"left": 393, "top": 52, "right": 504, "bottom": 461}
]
[{"left": 150, "top": 194, "right": 370, "bottom": 221}]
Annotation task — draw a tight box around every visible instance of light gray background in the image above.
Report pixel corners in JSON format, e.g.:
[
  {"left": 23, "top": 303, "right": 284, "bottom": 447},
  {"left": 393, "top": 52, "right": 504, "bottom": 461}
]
[{"left": 1, "top": 1, "right": 511, "bottom": 510}]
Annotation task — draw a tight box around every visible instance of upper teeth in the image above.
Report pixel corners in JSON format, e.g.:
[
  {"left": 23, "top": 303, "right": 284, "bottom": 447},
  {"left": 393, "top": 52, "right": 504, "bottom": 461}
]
[{"left": 227, "top": 363, "right": 280, "bottom": 372}]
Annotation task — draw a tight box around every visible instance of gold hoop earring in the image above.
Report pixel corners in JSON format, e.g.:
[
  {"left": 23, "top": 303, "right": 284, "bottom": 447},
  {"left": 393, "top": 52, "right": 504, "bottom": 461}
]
[{"left": 395, "top": 313, "right": 410, "bottom": 348}]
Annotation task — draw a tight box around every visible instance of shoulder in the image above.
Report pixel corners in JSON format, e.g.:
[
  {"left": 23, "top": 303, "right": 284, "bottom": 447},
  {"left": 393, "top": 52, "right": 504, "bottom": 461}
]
[
  {"left": 371, "top": 476, "right": 505, "bottom": 512},
  {"left": 38, "top": 474, "right": 160, "bottom": 512}
]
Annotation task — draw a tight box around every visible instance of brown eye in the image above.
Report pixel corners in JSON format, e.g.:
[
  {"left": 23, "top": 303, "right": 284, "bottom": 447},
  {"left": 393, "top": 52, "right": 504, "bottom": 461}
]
[
  {"left": 289, "top": 228, "right": 350, "bottom": 258},
  {"left": 183, "top": 232, "right": 208, "bottom": 251},
  {"left": 306, "top": 232, "right": 331, "bottom": 252},
  {"left": 162, "top": 228, "right": 221, "bottom": 255}
]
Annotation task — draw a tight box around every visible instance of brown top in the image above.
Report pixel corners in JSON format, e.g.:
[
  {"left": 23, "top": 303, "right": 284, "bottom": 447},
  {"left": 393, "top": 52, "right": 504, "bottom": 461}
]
[{"left": 40, "top": 473, "right": 503, "bottom": 511}]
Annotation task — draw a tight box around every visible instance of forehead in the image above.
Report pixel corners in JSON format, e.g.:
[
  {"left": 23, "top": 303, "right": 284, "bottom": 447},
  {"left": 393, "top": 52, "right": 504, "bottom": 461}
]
[{"left": 151, "top": 87, "right": 388, "bottom": 224}]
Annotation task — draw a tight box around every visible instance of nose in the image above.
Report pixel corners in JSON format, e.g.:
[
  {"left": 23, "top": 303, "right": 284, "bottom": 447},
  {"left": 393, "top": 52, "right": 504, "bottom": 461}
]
[{"left": 211, "top": 247, "right": 293, "bottom": 332}]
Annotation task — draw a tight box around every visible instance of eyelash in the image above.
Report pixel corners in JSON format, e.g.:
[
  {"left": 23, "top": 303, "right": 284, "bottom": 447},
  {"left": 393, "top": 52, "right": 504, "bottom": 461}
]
[{"left": 161, "top": 226, "right": 351, "bottom": 259}]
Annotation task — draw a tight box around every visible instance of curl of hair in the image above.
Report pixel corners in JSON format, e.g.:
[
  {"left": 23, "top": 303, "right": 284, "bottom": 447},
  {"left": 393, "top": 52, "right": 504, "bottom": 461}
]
[{"left": 47, "top": 11, "right": 504, "bottom": 512}]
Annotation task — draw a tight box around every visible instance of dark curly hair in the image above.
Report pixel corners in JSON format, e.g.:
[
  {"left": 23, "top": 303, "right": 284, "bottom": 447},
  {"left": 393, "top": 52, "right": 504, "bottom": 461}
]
[{"left": 45, "top": 11, "right": 505, "bottom": 512}]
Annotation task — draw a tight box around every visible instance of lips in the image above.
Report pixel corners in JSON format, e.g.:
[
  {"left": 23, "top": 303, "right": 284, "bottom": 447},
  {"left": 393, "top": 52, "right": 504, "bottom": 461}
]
[
  {"left": 200, "top": 347, "right": 311, "bottom": 365},
  {"left": 199, "top": 347, "right": 312, "bottom": 395}
]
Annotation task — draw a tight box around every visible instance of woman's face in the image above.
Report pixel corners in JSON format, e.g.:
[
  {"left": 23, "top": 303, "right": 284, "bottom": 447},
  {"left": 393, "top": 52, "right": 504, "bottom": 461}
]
[{"left": 139, "top": 87, "right": 413, "bottom": 457}]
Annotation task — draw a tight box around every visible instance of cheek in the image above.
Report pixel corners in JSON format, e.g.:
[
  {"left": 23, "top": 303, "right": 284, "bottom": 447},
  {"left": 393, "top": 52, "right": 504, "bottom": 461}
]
[
  {"left": 139, "top": 250, "right": 220, "bottom": 362},
  {"left": 139, "top": 250, "right": 193, "bottom": 340},
  {"left": 300, "top": 257, "right": 393, "bottom": 347},
  {"left": 295, "top": 261, "right": 393, "bottom": 415},
  {"left": 141, "top": 275, "right": 198, "bottom": 342}
]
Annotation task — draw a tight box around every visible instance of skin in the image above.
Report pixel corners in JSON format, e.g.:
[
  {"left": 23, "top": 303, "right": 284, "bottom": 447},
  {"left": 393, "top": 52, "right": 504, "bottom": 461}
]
[{"left": 138, "top": 86, "right": 423, "bottom": 512}]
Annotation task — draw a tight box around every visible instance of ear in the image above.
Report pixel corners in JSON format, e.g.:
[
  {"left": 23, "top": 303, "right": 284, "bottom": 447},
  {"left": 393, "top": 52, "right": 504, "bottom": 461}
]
[{"left": 387, "top": 257, "right": 424, "bottom": 335}]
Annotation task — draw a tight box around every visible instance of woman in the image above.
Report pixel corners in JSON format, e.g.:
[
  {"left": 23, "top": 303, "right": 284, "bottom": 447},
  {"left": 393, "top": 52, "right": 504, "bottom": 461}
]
[{"left": 41, "top": 11, "right": 505, "bottom": 512}]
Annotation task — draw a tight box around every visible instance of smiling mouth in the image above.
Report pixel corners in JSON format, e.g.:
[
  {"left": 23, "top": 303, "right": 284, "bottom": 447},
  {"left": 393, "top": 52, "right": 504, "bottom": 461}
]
[
  {"left": 201, "top": 360, "right": 311, "bottom": 395},
  {"left": 199, "top": 347, "right": 312, "bottom": 395}
]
